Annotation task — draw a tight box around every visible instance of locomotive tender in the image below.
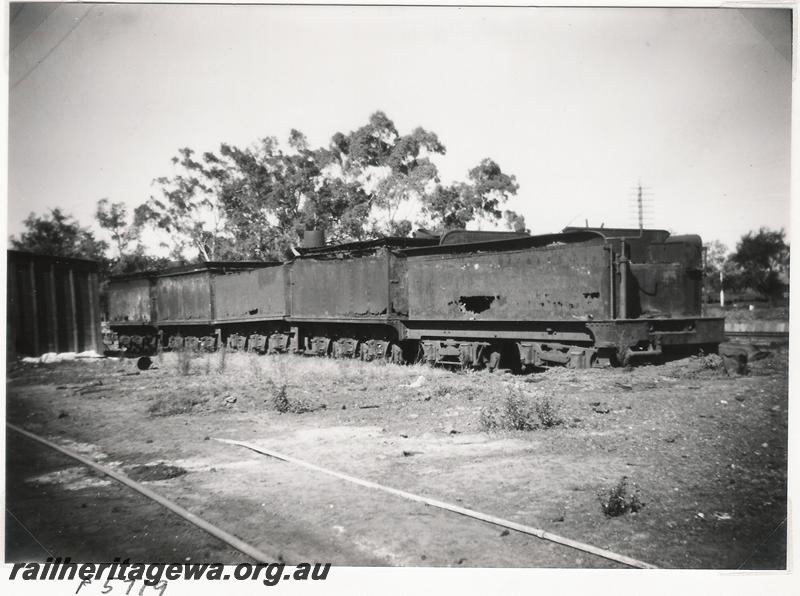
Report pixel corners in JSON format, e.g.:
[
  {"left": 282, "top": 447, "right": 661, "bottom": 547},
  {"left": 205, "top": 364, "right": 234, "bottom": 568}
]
[{"left": 107, "top": 227, "right": 725, "bottom": 369}]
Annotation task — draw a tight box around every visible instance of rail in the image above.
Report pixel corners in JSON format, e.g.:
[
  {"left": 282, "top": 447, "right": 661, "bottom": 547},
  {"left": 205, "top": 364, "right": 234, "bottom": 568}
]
[
  {"left": 216, "top": 437, "right": 659, "bottom": 570},
  {"left": 7, "top": 423, "right": 282, "bottom": 563},
  {"left": 7, "top": 423, "right": 660, "bottom": 568}
]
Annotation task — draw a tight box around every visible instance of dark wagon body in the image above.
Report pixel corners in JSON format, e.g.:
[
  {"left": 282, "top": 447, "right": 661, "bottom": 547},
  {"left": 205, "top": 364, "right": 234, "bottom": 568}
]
[
  {"left": 154, "top": 262, "right": 270, "bottom": 326},
  {"left": 156, "top": 270, "right": 214, "bottom": 325},
  {"left": 214, "top": 264, "right": 287, "bottom": 323},
  {"left": 286, "top": 238, "right": 436, "bottom": 358},
  {"left": 290, "top": 246, "right": 406, "bottom": 319},
  {"left": 108, "top": 262, "right": 284, "bottom": 352},
  {"left": 406, "top": 232, "right": 611, "bottom": 322},
  {"left": 7, "top": 250, "right": 103, "bottom": 357},
  {"left": 108, "top": 276, "right": 154, "bottom": 326},
  {"left": 213, "top": 263, "right": 290, "bottom": 352},
  {"left": 402, "top": 229, "right": 723, "bottom": 367},
  {"left": 105, "top": 227, "right": 724, "bottom": 369}
]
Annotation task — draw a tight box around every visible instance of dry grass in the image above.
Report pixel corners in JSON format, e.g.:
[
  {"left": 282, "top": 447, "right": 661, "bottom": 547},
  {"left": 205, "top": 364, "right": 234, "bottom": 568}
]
[
  {"left": 150, "top": 351, "right": 447, "bottom": 414},
  {"left": 140, "top": 351, "right": 619, "bottom": 425},
  {"left": 219, "top": 352, "right": 446, "bottom": 390},
  {"left": 217, "top": 345, "right": 228, "bottom": 374},
  {"left": 175, "top": 349, "right": 192, "bottom": 376}
]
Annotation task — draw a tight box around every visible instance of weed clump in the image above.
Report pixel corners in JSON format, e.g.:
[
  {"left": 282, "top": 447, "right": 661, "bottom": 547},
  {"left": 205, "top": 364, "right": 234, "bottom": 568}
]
[
  {"left": 598, "top": 476, "right": 645, "bottom": 517},
  {"left": 268, "top": 380, "right": 315, "bottom": 414},
  {"left": 533, "top": 393, "right": 563, "bottom": 428},
  {"left": 271, "top": 381, "right": 290, "bottom": 412},
  {"left": 480, "top": 387, "right": 563, "bottom": 431},
  {"left": 265, "top": 359, "right": 315, "bottom": 414},
  {"left": 700, "top": 353, "right": 725, "bottom": 370}
]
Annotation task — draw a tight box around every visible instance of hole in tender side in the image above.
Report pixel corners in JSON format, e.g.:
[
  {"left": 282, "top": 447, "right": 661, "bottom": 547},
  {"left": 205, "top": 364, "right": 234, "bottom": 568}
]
[{"left": 452, "top": 295, "right": 498, "bottom": 314}]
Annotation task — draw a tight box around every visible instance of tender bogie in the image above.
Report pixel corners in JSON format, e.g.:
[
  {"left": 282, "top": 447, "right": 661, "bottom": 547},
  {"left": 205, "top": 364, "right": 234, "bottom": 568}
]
[
  {"left": 226, "top": 333, "right": 247, "bottom": 351},
  {"left": 518, "top": 341, "right": 597, "bottom": 369}
]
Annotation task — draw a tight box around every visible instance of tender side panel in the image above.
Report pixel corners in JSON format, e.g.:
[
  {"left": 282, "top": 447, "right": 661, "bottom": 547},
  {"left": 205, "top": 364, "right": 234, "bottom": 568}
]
[
  {"left": 108, "top": 278, "right": 153, "bottom": 324},
  {"left": 407, "top": 242, "right": 610, "bottom": 321},
  {"left": 215, "top": 265, "right": 288, "bottom": 321},
  {"left": 630, "top": 263, "right": 702, "bottom": 318},
  {"left": 156, "top": 272, "right": 213, "bottom": 323},
  {"left": 290, "top": 249, "right": 395, "bottom": 319}
]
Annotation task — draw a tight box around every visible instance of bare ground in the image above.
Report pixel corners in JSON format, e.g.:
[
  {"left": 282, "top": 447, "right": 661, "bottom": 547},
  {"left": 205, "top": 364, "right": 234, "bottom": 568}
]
[{"left": 5, "top": 346, "right": 789, "bottom": 568}]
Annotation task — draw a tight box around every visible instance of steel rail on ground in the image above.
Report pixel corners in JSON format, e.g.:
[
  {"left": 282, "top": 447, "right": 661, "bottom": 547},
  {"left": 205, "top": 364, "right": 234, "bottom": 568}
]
[
  {"left": 216, "top": 437, "right": 660, "bottom": 570},
  {"left": 7, "top": 423, "right": 282, "bottom": 564}
]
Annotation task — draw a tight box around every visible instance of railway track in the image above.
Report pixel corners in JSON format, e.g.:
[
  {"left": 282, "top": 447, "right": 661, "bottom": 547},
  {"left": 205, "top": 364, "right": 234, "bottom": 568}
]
[
  {"left": 7, "top": 423, "right": 279, "bottom": 563},
  {"left": 7, "top": 423, "right": 657, "bottom": 569}
]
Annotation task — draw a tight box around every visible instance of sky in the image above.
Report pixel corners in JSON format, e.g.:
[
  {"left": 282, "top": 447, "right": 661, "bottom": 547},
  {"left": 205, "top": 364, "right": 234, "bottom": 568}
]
[{"left": 6, "top": 3, "right": 793, "bottom": 254}]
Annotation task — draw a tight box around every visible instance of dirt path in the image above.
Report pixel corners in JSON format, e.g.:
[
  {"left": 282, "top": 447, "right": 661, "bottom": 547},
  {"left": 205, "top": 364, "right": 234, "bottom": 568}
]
[{"left": 5, "top": 348, "right": 788, "bottom": 568}]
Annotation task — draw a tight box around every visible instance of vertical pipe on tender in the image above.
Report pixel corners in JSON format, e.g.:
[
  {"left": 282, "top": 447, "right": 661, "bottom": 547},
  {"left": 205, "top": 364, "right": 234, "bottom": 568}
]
[
  {"left": 209, "top": 269, "right": 216, "bottom": 322},
  {"left": 282, "top": 265, "right": 291, "bottom": 319},
  {"left": 29, "top": 260, "right": 40, "bottom": 356},
  {"left": 608, "top": 247, "right": 615, "bottom": 319},
  {"left": 68, "top": 269, "right": 79, "bottom": 352},
  {"left": 49, "top": 263, "right": 59, "bottom": 352},
  {"left": 619, "top": 239, "right": 629, "bottom": 320},
  {"left": 149, "top": 276, "right": 158, "bottom": 325},
  {"left": 385, "top": 249, "right": 392, "bottom": 318}
]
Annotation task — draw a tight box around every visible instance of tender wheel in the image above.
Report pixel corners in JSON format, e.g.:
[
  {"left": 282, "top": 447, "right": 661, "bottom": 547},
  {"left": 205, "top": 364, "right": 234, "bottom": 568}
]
[
  {"left": 359, "top": 343, "right": 372, "bottom": 362},
  {"left": 388, "top": 344, "right": 405, "bottom": 365}
]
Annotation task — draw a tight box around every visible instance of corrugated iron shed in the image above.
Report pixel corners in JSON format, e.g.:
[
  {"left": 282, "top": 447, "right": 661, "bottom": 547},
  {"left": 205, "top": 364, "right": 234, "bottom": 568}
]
[{"left": 7, "top": 250, "right": 103, "bottom": 356}]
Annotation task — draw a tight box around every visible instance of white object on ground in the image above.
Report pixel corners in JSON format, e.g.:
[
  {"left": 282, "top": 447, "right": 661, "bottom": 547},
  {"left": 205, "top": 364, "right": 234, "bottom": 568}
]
[
  {"left": 22, "top": 350, "right": 105, "bottom": 363},
  {"left": 408, "top": 375, "right": 426, "bottom": 388}
]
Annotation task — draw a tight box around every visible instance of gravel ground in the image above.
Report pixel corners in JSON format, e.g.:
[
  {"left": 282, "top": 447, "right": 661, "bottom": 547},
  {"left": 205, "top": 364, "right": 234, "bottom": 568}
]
[{"left": 5, "top": 345, "right": 788, "bottom": 569}]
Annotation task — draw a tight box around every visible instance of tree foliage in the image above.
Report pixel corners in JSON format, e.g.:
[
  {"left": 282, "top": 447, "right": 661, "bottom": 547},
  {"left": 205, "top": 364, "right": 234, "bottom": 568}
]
[
  {"left": 135, "top": 111, "right": 523, "bottom": 261},
  {"left": 95, "top": 198, "right": 139, "bottom": 256},
  {"left": 422, "top": 158, "right": 520, "bottom": 230},
  {"left": 702, "top": 240, "right": 734, "bottom": 295},
  {"left": 730, "top": 228, "right": 789, "bottom": 301},
  {"left": 135, "top": 147, "right": 234, "bottom": 262},
  {"left": 10, "top": 208, "right": 108, "bottom": 261},
  {"left": 503, "top": 210, "right": 529, "bottom": 233},
  {"left": 96, "top": 199, "right": 171, "bottom": 274}
]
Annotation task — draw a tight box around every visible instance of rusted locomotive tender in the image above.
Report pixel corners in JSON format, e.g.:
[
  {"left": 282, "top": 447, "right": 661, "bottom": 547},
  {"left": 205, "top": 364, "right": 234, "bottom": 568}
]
[{"left": 107, "top": 228, "right": 725, "bottom": 369}]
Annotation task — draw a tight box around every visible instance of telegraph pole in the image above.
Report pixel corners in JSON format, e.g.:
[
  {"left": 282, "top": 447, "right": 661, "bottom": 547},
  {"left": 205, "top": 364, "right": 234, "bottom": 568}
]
[
  {"left": 637, "top": 183, "right": 644, "bottom": 232},
  {"left": 629, "top": 181, "right": 652, "bottom": 232}
]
